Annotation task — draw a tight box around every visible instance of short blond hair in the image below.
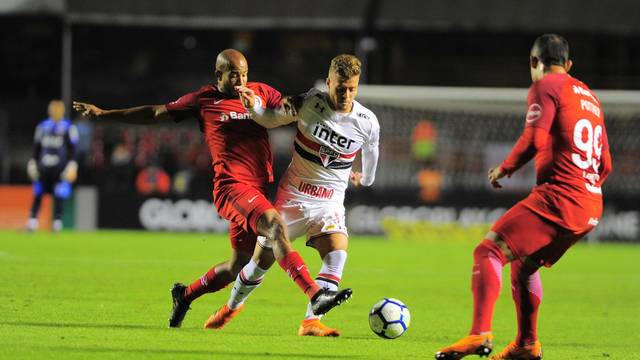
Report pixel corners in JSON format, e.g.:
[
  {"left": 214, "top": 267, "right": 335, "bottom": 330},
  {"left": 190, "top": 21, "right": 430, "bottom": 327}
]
[{"left": 329, "top": 54, "right": 361, "bottom": 79}]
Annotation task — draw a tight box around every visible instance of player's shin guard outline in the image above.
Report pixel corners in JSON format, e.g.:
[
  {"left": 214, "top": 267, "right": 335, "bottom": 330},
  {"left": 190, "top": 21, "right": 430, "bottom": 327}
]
[
  {"left": 227, "top": 259, "right": 267, "bottom": 310},
  {"left": 511, "top": 259, "right": 542, "bottom": 346},
  {"left": 470, "top": 239, "right": 508, "bottom": 335}
]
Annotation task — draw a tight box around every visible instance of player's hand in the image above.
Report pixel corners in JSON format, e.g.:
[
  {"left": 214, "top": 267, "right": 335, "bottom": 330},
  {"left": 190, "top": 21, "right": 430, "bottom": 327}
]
[
  {"left": 62, "top": 161, "right": 78, "bottom": 183},
  {"left": 281, "top": 96, "right": 299, "bottom": 117},
  {"left": 235, "top": 86, "right": 256, "bottom": 108},
  {"left": 350, "top": 171, "right": 363, "bottom": 187},
  {"left": 488, "top": 166, "right": 506, "bottom": 189},
  {"left": 27, "top": 159, "right": 39, "bottom": 181},
  {"left": 73, "top": 101, "right": 104, "bottom": 119}
]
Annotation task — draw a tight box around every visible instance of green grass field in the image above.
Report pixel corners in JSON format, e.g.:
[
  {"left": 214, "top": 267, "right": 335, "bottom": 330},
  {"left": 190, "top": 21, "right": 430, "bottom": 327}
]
[{"left": 0, "top": 230, "right": 638, "bottom": 359}]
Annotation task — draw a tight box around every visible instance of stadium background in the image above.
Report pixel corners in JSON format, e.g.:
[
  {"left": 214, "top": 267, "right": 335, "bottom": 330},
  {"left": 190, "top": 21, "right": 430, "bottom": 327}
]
[{"left": 1, "top": 0, "right": 639, "bottom": 239}]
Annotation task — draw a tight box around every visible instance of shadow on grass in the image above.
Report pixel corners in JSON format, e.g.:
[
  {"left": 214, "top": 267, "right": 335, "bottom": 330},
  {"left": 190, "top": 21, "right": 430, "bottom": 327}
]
[
  {"left": 5, "top": 321, "right": 166, "bottom": 330},
  {"left": 39, "top": 345, "right": 365, "bottom": 358}
]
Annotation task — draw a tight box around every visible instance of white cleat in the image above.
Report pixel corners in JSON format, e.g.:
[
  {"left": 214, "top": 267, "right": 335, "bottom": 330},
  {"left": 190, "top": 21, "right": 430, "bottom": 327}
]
[
  {"left": 27, "top": 218, "right": 39, "bottom": 232},
  {"left": 52, "top": 219, "right": 63, "bottom": 233}
]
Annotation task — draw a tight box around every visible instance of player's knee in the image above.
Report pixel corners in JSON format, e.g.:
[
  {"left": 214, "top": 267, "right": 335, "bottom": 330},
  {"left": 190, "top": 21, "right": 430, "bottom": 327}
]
[
  {"left": 229, "top": 254, "right": 251, "bottom": 276},
  {"left": 474, "top": 239, "right": 508, "bottom": 265},
  {"left": 315, "top": 236, "right": 348, "bottom": 258},
  {"left": 258, "top": 213, "right": 286, "bottom": 242}
]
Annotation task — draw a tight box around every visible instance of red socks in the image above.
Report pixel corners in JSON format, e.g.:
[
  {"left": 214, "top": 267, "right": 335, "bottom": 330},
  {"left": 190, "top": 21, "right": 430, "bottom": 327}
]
[
  {"left": 278, "top": 251, "right": 320, "bottom": 299},
  {"left": 511, "top": 259, "right": 542, "bottom": 345},
  {"left": 470, "top": 239, "right": 508, "bottom": 334},
  {"left": 183, "top": 263, "right": 233, "bottom": 302}
]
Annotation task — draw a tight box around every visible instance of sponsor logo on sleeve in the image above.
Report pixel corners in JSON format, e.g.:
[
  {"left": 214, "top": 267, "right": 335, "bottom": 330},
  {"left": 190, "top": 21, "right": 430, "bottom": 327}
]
[{"left": 526, "top": 103, "right": 542, "bottom": 123}]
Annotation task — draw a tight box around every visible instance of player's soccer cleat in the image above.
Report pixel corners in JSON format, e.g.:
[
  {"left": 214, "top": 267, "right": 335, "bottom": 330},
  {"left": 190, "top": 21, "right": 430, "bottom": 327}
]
[
  {"left": 26, "top": 218, "right": 38, "bottom": 232},
  {"left": 490, "top": 341, "right": 542, "bottom": 360},
  {"left": 310, "top": 288, "right": 352, "bottom": 316},
  {"left": 203, "top": 304, "right": 244, "bottom": 329},
  {"left": 52, "top": 219, "right": 63, "bottom": 232},
  {"left": 435, "top": 334, "right": 494, "bottom": 360},
  {"left": 168, "top": 283, "right": 191, "bottom": 328},
  {"left": 297, "top": 318, "right": 340, "bottom": 337}
]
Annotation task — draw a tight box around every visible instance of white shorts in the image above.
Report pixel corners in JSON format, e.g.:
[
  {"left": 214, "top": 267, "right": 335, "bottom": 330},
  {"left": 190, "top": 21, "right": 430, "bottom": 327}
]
[{"left": 258, "top": 198, "right": 348, "bottom": 249}]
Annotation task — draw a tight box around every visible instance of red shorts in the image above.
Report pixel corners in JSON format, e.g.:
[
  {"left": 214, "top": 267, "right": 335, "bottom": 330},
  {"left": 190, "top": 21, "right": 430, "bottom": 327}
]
[
  {"left": 228, "top": 223, "right": 259, "bottom": 254},
  {"left": 492, "top": 201, "right": 586, "bottom": 267},
  {"left": 213, "top": 181, "right": 274, "bottom": 253}
]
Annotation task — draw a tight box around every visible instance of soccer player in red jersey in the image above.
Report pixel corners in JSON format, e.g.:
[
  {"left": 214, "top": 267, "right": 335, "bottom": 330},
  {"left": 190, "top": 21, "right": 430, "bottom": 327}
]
[
  {"left": 435, "top": 34, "right": 612, "bottom": 360},
  {"left": 73, "top": 49, "right": 352, "bottom": 329}
]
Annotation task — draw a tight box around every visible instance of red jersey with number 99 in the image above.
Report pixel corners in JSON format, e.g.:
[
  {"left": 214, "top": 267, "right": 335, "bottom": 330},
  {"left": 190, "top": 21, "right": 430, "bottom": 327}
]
[{"left": 522, "top": 73, "right": 611, "bottom": 234}]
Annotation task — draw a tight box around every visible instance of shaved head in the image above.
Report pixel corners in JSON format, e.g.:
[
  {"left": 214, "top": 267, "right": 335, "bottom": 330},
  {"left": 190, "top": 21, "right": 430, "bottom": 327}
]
[
  {"left": 216, "top": 49, "right": 248, "bottom": 72},
  {"left": 215, "top": 49, "right": 249, "bottom": 96}
]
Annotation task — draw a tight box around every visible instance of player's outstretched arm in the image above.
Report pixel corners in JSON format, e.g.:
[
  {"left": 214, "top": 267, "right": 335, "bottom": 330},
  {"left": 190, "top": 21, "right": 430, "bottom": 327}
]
[
  {"left": 236, "top": 86, "right": 297, "bottom": 129},
  {"left": 73, "top": 101, "right": 173, "bottom": 124}
]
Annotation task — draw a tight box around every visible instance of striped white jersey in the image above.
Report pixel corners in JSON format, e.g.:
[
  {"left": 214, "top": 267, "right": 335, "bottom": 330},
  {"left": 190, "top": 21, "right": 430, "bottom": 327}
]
[{"left": 278, "top": 88, "right": 380, "bottom": 204}]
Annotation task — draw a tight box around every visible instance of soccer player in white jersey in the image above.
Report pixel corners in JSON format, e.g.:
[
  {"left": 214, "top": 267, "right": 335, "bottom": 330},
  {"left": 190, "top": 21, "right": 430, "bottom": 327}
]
[{"left": 204, "top": 54, "right": 380, "bottom": 336}]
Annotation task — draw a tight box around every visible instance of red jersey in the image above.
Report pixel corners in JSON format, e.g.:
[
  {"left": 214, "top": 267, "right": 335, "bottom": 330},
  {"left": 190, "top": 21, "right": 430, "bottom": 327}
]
[
  {"left": 501, "top": 73, "right": 612, "bottom": 234},
  {"left": 165, "top": 82, "right": 282, "bottom": 187}
]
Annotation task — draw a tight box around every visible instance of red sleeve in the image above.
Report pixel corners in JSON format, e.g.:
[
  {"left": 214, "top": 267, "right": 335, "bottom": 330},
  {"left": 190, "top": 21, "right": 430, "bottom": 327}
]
[
  {"left": 500, "top": 126, "right": 550, "bottom": 175},
  {"left": 524, "top": 79, "right": 559, "bottom": 132},
  {"left": 254, "top": 83, "right": 283, "bottom": 109},
  {"left": 165, "top": 91, "right": 199, "bottom": 123},
  {"left": 599, "top": 129, "right": 612, "bottom": 182}
]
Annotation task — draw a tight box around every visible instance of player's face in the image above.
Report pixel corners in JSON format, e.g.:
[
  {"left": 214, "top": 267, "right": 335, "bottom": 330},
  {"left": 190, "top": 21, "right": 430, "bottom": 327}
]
[
  {"left": 327, "top": 73, "right": 360, "bottom": 113},
  {"left": 217, "top": 62, "right": 248, "bottom": 96},
  {"left": 48, "top": 101, "right": 65, "bottom": 121}
]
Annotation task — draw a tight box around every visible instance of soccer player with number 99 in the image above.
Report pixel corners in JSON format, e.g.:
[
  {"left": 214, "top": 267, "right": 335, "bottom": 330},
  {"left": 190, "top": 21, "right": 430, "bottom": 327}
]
[{"left": 436, "top": 34, "right": 612, "bottom": 360}]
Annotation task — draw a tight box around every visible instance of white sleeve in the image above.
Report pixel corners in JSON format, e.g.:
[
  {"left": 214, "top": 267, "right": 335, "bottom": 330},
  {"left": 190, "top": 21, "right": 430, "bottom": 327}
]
[
  {"left": 360, "top": 120, "right": 380, "bottom": 187},
  {"left": 248, "top": 96, "right": 297, "bottom": 129}
]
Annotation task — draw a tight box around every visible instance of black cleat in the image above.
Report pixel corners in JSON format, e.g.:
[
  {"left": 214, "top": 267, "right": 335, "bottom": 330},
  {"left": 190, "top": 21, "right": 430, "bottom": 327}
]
[
  {"left": 168, "top": 283, "right": 191, "bottom": 328},
  {"left": 310, "top": 288, "right": 353, "bottom": 316}
]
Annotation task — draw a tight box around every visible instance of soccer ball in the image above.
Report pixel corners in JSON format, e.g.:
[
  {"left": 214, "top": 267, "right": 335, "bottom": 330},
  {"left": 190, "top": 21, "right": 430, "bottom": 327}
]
[{"left": 368, "top": 298, "right": 411, "bottom": 339}]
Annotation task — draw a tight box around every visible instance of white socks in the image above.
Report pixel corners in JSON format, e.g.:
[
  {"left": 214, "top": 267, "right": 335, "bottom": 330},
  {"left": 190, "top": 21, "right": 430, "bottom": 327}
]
[
  {"left": 227, "top": 259, "right": 268, "bottom": 310},
  {"left": 304, "top": 250, "right": 348, "bottom": 319}
]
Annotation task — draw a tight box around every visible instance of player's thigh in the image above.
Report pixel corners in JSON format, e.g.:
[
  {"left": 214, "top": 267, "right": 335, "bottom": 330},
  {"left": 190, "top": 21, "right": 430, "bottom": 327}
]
[
  {"left": 276, "top": 200, "right": 310, "bottom": 241},
  {"left": 305, "top": 202, "right": 349, "bottom": 256},
  {"left": 214, "top": 183, "right": 274, "bottom": 234},
  {"left": 491, "top": 202, "right": 563, "bottom": 265},
  {"left": 310, "top": 233, "right": 349, "bottom": 259}
]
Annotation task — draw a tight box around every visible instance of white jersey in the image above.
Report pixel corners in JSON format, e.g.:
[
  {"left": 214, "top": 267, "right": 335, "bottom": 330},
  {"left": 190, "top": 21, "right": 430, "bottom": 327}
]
[{"left": 277, "top": 88, "right": 380, "bottom": 205}]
